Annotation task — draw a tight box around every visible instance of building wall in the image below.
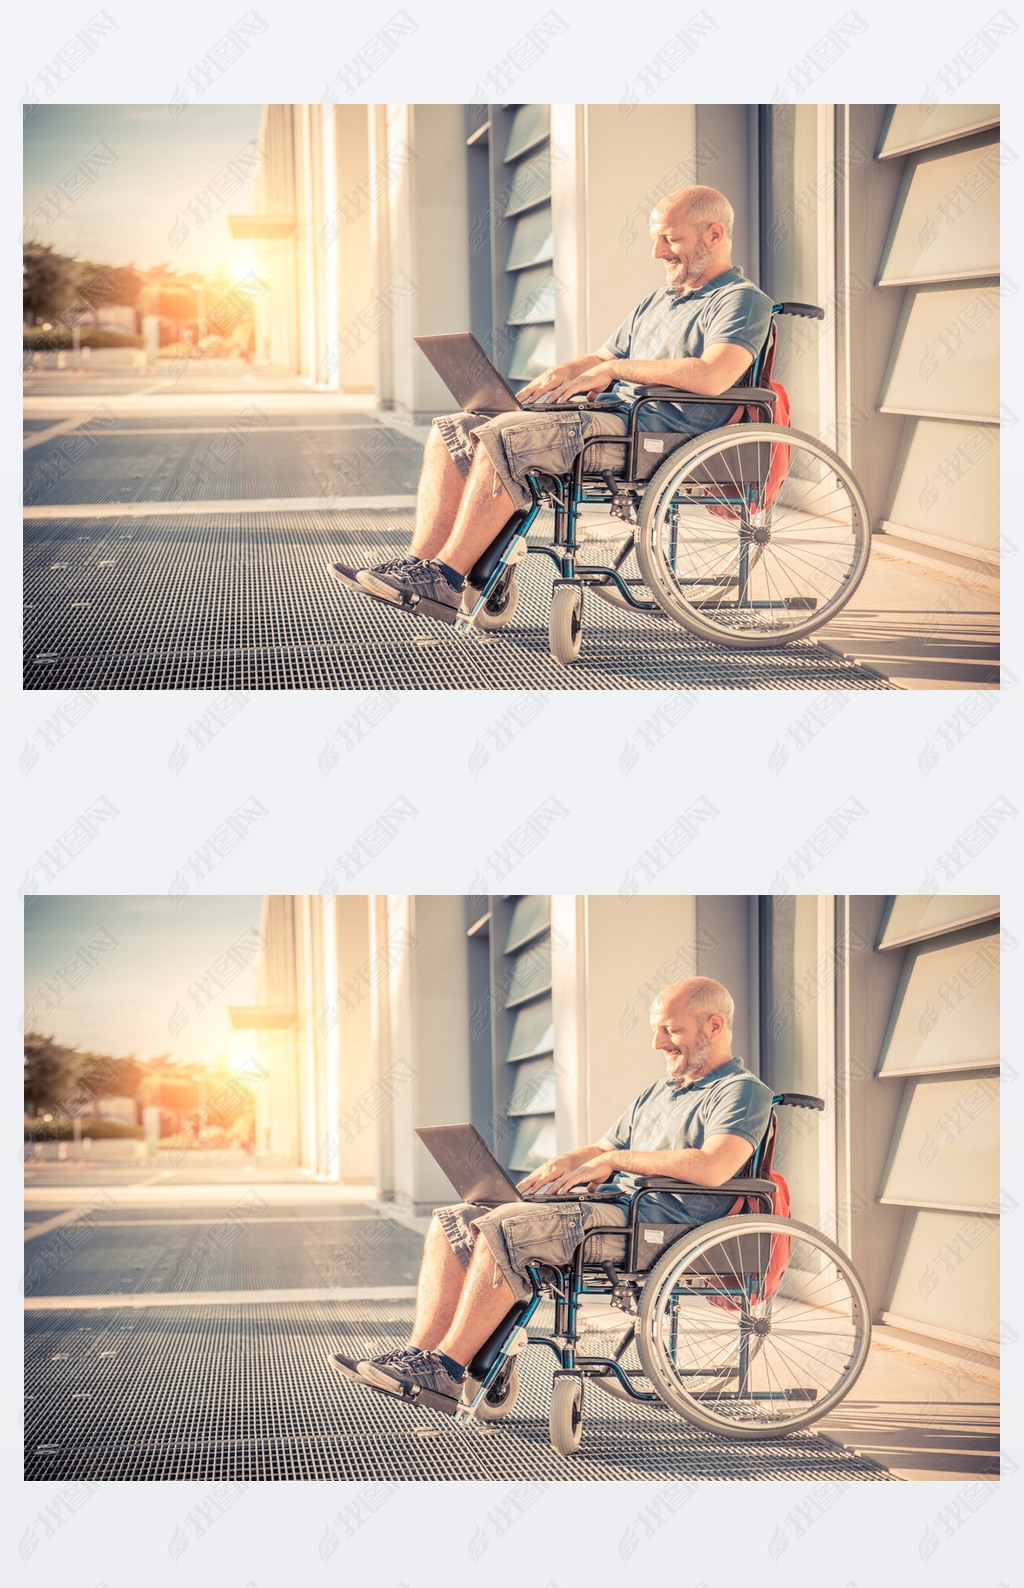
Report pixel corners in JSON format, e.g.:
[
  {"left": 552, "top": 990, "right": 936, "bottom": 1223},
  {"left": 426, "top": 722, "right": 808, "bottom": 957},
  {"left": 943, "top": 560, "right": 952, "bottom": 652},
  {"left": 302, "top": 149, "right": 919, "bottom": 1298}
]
[
  {"left": 249, "top": 101, "right": 999, "bottom": 582},
  {"left": 249, "top": 896, "right": 999, "bottom": 1353},
  {"left": 841, "top": 894, "right": 1000, "bottom": 1350}
]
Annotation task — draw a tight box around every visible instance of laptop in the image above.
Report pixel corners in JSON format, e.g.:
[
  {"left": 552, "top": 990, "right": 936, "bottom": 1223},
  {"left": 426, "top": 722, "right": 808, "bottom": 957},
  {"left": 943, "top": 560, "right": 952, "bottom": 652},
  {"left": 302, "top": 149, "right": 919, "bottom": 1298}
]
[
  {"left": 415, "top": 1123, "right": 527, "bottom": 1206},
  {"left": 414, "top": 332, "right": 603, "bottom": 417},
  {"left": 415, "top": 1123, "right": 621, "bottom": 1206}
]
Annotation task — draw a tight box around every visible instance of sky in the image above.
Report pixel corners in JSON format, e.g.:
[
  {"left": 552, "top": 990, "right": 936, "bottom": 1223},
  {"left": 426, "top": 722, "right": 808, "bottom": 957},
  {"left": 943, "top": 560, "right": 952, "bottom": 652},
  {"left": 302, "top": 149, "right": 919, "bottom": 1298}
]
[
  {"left": 23, "top": 104, "right": 263, "bottom": 275},
  {"left": 24, "top": 895, "right": 264, "bottom": 1070}
]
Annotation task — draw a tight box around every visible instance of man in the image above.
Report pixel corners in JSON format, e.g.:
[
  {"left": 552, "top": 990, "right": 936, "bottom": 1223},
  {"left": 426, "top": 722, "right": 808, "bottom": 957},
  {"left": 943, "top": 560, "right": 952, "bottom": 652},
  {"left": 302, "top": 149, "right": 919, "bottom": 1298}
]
[
  {"left": 328, "top": 975, "right": 774, "bottom": 1412},
  {"left": 328, "top": 186, "right": 773, "bottom": 623}
]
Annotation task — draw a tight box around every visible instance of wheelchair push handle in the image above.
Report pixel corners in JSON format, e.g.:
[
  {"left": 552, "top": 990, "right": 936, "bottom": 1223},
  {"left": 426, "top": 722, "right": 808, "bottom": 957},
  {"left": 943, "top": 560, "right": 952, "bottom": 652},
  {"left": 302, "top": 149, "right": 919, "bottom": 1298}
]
[
  {"left": 772, "top": 1092, "right": 825, "bottom": 1110},
  {"left": 773, "top": 301, "right": 825, "bottom": 319}
]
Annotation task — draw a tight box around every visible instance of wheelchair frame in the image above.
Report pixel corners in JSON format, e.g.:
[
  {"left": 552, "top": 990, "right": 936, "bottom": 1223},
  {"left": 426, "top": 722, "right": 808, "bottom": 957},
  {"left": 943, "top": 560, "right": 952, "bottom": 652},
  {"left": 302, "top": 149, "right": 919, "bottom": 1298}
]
[
  {"left": 452, "top": 1090, "right": 870, "bottom": 1448},
  {"left": 455, "top": 301, "right": 841, "bottom": 647}
]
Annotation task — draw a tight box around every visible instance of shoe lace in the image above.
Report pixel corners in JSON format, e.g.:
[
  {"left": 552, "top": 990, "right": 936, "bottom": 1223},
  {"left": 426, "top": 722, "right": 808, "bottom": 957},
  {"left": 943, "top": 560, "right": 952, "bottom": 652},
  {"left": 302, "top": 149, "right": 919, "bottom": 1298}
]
[{"left": 382, "top": 1345, "right": 421, "bottom": 1364}]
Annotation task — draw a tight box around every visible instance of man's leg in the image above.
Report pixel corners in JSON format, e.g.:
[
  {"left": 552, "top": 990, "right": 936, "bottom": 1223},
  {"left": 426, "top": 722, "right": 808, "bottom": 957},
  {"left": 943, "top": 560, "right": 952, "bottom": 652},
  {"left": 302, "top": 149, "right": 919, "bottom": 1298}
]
[
  {"left": 429, "top": 1235, "right": 516, "bottom": 1367},
  {"left": 406, "top": 1213, "right": 471, "bottom": 1351},
  {"left": 427, "top": 444, "right": 517, "bottom": 577},
  {"left": 408, "top": 425, "right": 469, "bottom": 561}
]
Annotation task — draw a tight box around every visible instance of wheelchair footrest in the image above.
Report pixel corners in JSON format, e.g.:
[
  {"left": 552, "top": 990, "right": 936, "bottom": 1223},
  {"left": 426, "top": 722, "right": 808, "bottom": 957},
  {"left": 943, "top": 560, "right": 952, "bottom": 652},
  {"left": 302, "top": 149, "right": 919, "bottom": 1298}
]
[
  {"left": 389, "top": 592, "right": 460, "bottom": 626},
  {"left": 361, "top": 1380, "right": 462, "bottom": 1416}
]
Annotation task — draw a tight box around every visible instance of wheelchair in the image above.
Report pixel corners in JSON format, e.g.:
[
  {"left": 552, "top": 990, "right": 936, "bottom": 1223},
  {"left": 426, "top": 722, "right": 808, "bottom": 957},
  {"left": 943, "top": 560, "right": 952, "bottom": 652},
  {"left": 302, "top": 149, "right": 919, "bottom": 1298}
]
[
  {"left": 456, "top": 304, "right": 872, "bottom": 664},
  {"left": 453, "top": 1093, "right": 871, "bottom": 1455}
]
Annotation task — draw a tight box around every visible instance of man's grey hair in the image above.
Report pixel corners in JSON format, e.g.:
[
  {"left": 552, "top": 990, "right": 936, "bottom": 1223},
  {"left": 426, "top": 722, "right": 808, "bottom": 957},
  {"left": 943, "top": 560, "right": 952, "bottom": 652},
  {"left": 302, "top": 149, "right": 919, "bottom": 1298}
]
[
  {"left": 659, "top": 185, "right": 734, "bottom": 244},
  {"left": 659, "top": 975, "right": 735, "bottom": 1036}
]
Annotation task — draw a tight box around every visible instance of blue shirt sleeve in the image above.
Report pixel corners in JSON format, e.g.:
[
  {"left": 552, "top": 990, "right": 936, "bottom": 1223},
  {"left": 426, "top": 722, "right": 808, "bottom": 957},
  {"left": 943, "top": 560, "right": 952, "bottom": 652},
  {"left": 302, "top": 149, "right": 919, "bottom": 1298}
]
[
  {"left": 603, "top": 293, "right": 656, "bottom": 358},
  {"left": 701, "top": 286, "right": 773, "bottom": 359},
  {"left": 603, "top": 1089, "right": 644, "bottom": 1148},
  {"left": 700, "top": 1075, "right": 772, "bottom": 1150}
]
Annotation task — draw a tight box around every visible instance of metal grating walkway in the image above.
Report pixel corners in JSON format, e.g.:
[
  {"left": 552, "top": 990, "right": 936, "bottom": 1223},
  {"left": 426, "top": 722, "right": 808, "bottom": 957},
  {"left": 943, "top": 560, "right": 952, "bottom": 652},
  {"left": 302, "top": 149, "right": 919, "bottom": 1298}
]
[
  {"left": 25, "top": 1217, "right": 425, "bottom": 1297},
  {"left": 24, "top": 509, "right": 892, "bottom": 691},
  {"left": 25, "top": 1299, "right": 892, "bottom": 1482},
  {"left": 25, "top": 425, "right": 424, "bottom": 505}
]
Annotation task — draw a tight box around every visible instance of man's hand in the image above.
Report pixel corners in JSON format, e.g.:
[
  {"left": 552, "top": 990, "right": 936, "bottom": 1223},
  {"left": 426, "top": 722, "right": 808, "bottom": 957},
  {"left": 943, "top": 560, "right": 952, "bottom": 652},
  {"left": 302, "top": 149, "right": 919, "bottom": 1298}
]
[
  {"left": 517, "top": 1144, "right": 616, "bottom": 1196},
  {"left": 517, "top": 354, "right": 608, "bottom": 406},
  {"left": 544, "top": 1151, "right": 622, "bottom": 1194},
  {"left": 544, "top": 361, "right": 617, "bottom": 402}
]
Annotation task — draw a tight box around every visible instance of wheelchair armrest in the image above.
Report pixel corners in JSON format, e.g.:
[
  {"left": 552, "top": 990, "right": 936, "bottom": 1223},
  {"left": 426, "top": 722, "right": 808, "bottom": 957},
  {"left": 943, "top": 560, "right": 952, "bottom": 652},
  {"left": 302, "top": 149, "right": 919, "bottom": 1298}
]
[
  {"left": 632, "top": 1176, "right": 777, "bottom": 1198},
  {"left": 631, "top": 385, "right": 777, "bottom": 404}
]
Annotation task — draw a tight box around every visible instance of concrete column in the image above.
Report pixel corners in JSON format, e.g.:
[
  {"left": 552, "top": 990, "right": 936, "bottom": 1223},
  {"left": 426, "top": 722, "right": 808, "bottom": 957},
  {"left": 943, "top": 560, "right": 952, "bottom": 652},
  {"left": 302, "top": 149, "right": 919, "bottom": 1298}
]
[
  {"left": 694, "top": 895, "right": 758, "bottom": 1073},
  {"left": 368, "top": 105, "right": 395, "bottom": 409},
  {"left": 332, "top": 105, "right": 375, "bottom": 393},
  {"left": 833, "top": 103, "right": 906, "bottom": 509},
  {"left": 386, "top": 895, "right": 473, "bottom": 1212},
  {"left": 323, "top": 895, "right": 375, "bottom": 1184},
  {"left": 550, "top": 104, "right": 699, "bottom": 359},
  {"left": 368, "top": 894, "right": 396, "bottom": 1199},
  {"left": 834, "top": 895, "right": 908, "bottom": 1317},
  {"left": 296, "top": 107, "right": 320, "bottom": 383},
  {"left": 381, "top": 104, "right": 473, "bottom": 420},
  {"left": 293, "top": 895, "right": 322, "bottom": 1173},
  {"left": 551, "top": 895, "right": 699, "bottom": 1146}
]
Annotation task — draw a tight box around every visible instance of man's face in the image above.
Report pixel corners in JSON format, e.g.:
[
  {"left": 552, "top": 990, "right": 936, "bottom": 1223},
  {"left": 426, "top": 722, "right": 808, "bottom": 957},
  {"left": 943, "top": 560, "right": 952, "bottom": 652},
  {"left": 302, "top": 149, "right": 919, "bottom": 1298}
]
[
  {"left": 649, "top": 210, "right": 714, "bottom": 295},
  {"left": 650, "top": 997, "right": 715, "bottom": 1084}
]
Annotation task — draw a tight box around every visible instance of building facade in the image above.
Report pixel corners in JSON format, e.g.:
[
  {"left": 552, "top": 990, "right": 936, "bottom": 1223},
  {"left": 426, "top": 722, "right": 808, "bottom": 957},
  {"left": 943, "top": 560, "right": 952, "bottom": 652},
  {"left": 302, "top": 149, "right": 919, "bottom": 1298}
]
[
  {"left": 241, "top": 101, "right": 1001, "bottom": 587},
  {"left": 245, "top": 893, "right": 1001, "bottom": 1364}
]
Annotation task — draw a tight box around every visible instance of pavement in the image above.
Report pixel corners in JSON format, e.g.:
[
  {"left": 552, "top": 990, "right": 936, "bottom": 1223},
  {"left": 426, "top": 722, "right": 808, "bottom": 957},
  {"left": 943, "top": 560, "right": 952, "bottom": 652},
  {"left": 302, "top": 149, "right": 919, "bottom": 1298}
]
[
  {"left": 24, "top": 1157, "right": 999, "bottom": 1483},
  {"left": 24, "top": 363, "right": 998, "bottom": 691}
]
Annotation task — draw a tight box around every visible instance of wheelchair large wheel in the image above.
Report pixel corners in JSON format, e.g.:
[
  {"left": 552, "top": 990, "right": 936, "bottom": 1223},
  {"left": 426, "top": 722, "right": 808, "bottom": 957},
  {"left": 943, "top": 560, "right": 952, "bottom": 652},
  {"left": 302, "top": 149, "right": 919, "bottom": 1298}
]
[
  {"left": 636, "top": 1215, "right": 871, "bottom": 1439},
  {"left": 462, "top": 571, "right": 519, "bottom": 631},
  {"left": 635, "top": 425, "right": 871, "bottom": 648}
]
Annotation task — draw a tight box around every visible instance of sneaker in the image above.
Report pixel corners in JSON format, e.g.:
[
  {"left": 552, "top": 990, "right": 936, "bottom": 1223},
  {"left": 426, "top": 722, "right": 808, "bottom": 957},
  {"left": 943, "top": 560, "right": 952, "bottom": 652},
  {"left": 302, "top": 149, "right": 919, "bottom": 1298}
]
[
  {"left": 356, "top": 558, "right": 463, "bottom": 618},
  {"left": 328, "top": 1345, "right": 419, "bottom": 1384},
  {"left": 360, "top": 1348, "right": 465, "bottom": 1403},
  {"left": 329, "top": 554, "right": 419, "bottom": 594}
]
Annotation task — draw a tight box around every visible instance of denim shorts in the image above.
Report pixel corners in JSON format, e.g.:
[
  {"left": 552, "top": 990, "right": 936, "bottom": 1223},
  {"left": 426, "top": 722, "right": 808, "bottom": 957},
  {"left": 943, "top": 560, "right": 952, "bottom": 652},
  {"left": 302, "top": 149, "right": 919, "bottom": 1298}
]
[
  {"left": 433, "top": 406, "right": 630, "bottom": 512},
  {"left": 434, "top": 1197, "right": 631, "bottom": 1302}
]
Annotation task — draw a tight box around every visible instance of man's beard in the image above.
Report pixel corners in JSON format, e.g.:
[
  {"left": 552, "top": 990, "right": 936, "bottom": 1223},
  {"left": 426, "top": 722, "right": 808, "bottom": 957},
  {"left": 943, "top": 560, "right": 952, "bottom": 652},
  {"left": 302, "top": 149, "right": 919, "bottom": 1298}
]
[
  {"left": 665, "top": 1027, "right": 715, "bottom": 1084},
  {"left": 666, "top": 237, "right": 714, "bottom": 296}
]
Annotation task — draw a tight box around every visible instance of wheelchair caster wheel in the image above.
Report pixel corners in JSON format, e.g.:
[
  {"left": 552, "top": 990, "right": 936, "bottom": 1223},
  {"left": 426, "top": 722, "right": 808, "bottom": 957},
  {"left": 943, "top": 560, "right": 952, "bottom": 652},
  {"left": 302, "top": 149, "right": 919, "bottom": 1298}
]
[
  {"left": 549, "top": 580, "right": 583, "bottom": 665},
  {"left": 463, "top": 1361, "right": 520, "bottom": 1421},
  {"left": 462, "top": 571, "right": 519, "bottom": 631},
  {"left": 549, "top": 1373, "right": 584, "bottom": 1455}
]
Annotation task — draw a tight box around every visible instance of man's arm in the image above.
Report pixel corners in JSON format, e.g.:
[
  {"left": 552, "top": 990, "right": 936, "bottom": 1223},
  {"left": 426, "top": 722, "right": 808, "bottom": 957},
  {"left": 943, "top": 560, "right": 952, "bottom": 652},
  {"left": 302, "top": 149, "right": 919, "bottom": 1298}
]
[
  {"left": 544, "top": 341, "right": 756, "bottom": 402},
  {"left": 543, "top": 1132, "right": 756, "bottom": 1195}
]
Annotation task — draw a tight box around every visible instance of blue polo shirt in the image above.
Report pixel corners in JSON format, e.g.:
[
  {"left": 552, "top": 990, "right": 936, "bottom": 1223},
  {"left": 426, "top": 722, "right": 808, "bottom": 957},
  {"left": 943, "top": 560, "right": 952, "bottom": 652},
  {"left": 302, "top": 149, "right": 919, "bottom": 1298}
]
[
  {"left": 600, "top": 265, "right": 774, "bottom": 434},
  {"left": 601, "top": 1057, "right": 774, "bottom": 1224}
]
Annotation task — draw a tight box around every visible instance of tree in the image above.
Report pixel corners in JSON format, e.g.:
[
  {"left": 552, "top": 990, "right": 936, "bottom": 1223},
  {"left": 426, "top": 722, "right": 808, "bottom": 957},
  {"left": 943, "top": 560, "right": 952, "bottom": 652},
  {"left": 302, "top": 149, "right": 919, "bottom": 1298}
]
[
  {"left": 24, "top": 1034, "right": 145, "bottom": 1115},
  {"left": 24, "top": 1031, "right": 92, "bottom": 1114},
  {"left": 74, "top": 259, "right": 145, "bottom": 314},
  {"left": 23, "top": 243, "right": 81, "bottom": 324}
]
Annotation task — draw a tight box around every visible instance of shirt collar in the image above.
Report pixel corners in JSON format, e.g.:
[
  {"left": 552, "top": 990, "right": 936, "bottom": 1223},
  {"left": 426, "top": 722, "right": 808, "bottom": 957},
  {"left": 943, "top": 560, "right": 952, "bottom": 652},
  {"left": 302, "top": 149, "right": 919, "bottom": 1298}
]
[
  {"left": 664, "top": 1055, "right": 744, "bottom": 1096},
  {"left": 665, "top": 265, "right": 744, "bottom": 306}
]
